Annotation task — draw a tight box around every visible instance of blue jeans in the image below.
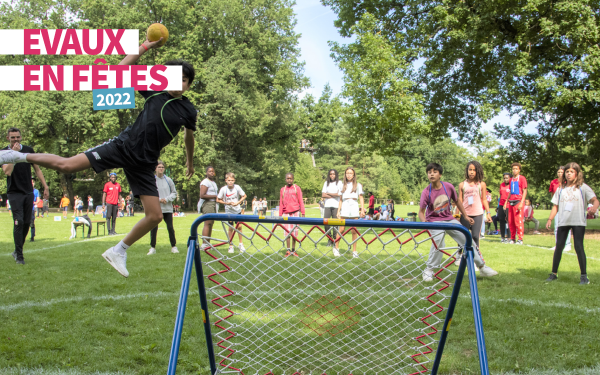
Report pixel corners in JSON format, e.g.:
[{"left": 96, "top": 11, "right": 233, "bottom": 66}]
[{"left": 554, "top": 216, "right": 571, "bottom": 247}]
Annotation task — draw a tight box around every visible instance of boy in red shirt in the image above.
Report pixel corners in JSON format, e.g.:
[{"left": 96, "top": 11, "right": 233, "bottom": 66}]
[
  {"left": 103, "top": 173, "right": 122, "bottom": 235},
  {"left": 503, "top": 163, "right": 527, "bottom": 244},
  {"left": 279, "top": 173, "right": 305, "bottom": 257}
]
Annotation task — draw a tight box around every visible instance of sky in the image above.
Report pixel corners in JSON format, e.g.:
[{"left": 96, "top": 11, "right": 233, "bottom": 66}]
[{"left": 291, "top": 0, "right": 535, "bottom": 143}]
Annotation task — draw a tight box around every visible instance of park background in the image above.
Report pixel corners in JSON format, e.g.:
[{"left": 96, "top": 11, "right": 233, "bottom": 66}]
[{"left": 1, "top": 0, "right": 598, "bottom": 208}]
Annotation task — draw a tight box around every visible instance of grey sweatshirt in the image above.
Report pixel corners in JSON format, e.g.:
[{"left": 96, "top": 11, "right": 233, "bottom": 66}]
[{"left": 155, "top": 175, "right": 177, "bottom": 213}]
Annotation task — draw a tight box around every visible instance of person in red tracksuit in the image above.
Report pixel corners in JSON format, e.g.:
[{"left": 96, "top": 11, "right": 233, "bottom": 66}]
[
  {"left": 504, "top": 162, "right": 528, "bottom": 244},
  {"left": 279, "top": 173, "right": 305, "bottom": 257}
]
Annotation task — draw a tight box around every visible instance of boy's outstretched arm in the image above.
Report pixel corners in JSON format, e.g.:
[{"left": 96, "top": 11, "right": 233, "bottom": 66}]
[{"left": 118, "top": 38, "right": 163, "bottom": 66}]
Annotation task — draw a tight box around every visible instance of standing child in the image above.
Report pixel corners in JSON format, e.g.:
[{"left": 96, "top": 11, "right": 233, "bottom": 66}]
[
  {"left": 456, "top": 161, "right": 493, "bottom": 265},
  {"left": 367, "top": 192, "right": 375, "bottom": 219},
  {"left": 199, "top": 166, "right": 219, "bottom": 248},
  {"left": 35, "top": 194, "right": 44, "bottom": 218},
  {"left": 148, "top": 161, "right": 179, "bottom": 255},
  {"left": 279, "top": 173, "right": 305, "bottom": 257},
  {"left": 322, "top": 169, "right": 343, "bottom": 246},
  {"left": 262, "top": 198, "right": 268, "bottom": 216},
  {"left": 546, "top": 162, "right": 599, "bottom": 284},
  {"left": 524, "top": 199, "right": 541, "bottom": 234},
  {"left": 60, "top": 194, "right": 70, "bottom": 219},
  {"left": 252, "top": 197, "right": 259, "bottom": 215},
  {"left": 549, "top": 166, "right": 571, "bottom": 251},
  {"left": 498, "top": 173, "right": 511, "bottom": 242},
  {"left": 217, "top": 172, "right": 247, "bottom": 254},
  {"left": 419, "top": 163, "right": 498, "bottom": 282},
  {"left": 504, "top": 163, "right": 527, "bottom": 245},
  {"left": 87, "top": 195, "right": 94, "bottom": 216},
  {"left": 335, "top": 167, "right": 365, "bottom": 258}
]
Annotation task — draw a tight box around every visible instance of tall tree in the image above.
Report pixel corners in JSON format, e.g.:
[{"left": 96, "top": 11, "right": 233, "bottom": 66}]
[{"left": 323, "top": 0, "right": 600, "bottom": 185}]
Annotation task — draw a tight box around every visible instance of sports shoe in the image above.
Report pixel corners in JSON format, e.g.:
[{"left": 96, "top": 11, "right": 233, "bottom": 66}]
[
  {"left": 545, "top": 273, "right": 558, "bottom": 282},
  {"left": 285, "top": 250, "right": 292, "bottom": 257},
  {"left": 481, "top": 234, "right": 485, "bottom": 239},
  {"left": 516, "top": 240, "right": 523, "bottom": 245},
  {"left": 0, "top": 149, "right": 23, "bottom": 165},
  {"left": 326, "top": 239, "right": 333, "bottom": 247},
  {"left": 147, "top": 247, "right": 156, "bottom": 255},
  {"left": 508, "top": 240, "right": 515, "bottom": 244},
  {"left": 228, "top": 245, "right": 234, "bottom": 254},
  {"left": 332, "top": 248, "right": 340, "bottom": 257},
  {"left": 200, "top": 243, "right": 210, "bottom": 250},
  {"left": 102, "top": 247, "right": 129, "bottom": 278},
  {"left": 16, "top": 259, "right": 25, "bottom": 265},
  {"left": 479, "top": 265, "right": 498, "bottom": 277},
  {"left": 580, "top": 275, "right": 590, "bottom": 285},
  {"left": 171, "top": 247, "right": 179, "bottom": 254},
  {"left": 69, "top": 235, "right": 75, "bottom": 239},
  {"left": 12, "top": 252, "right": 17, "bottom": 261},
  {"left": 422, "top": 269, "right": 435, "bottom": 282},
  {"left": 239, "top": 244, "right": 246, "bottom": 253},
  {"left": 352, "top": 251, "right": 359, "bottom": 258},
  {"left": 291, "top": 250, "right": 299, "bottom": 257},
  {"left": 564, "top": 246, "right": 571, "bottom": 252},
  {"left": 550, "top": 246, "right": 556, "bottom": 251},
  {"left": 454, "top": 255, "right": 461, "bottom": 267}
]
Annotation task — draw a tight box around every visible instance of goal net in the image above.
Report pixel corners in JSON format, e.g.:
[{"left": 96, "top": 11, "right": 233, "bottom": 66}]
[{"left": 168, "top": 215, "right": 489, "bottom": 375}]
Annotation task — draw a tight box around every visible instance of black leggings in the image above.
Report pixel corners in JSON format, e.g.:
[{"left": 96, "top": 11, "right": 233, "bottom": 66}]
[
  {"left": 497, "top": 206, "right": 508, "bottom": 239},
  {"left": 460, "top": 214, "right": 483, "bottom": 249},
  {"left": 150, "top": 212, "right": 176, "bottom": 247},
  {"left": 323, "top": 207, "right": 338, "bottom": 239},
  {"left": 552, "top": 226, "right": 586, "bottom": 275}
]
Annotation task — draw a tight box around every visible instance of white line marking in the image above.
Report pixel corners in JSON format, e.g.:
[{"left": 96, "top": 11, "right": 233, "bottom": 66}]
[
  {"left": 2, "top": 290, "right": 599, "bottom": 315},
  {"left": 2, "top": 233, "right": 127, "bottom": 256}
]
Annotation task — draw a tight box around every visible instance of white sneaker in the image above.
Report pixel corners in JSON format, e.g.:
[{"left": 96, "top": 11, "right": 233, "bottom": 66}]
[
  {"left": 171, "top": 246, "right": 179, "bottom": 254},
  {"left": 454, "top": 256, "right": 461, "bottom": 267},
  {"left": 564, "top": 246, "right": 571, "bottom": 252},
  {"left": 200, "top": 243, "right": 210, "bottom": 250},
  {"left": 228, "top": 245, "right": 234, "bottom": 253},
  {"left": 239, "top": 244, "right": 246, "bottom": 253},
  {"left": 0, "top": 149, "right": 23, "bottom": 165},
  {"left": 352, "top": 251, "right": 359, "bottom": 258},
  {"left": 333, "top": 248, "right": 340, "bottom": 257},
  {"left": 550, "top": 246, "right": 556, "bottom": 251},
  {"left": 479, "top": 265, "right": 498, "bottom": 277},
  {"left": 102, "top": 247, "right": 129, "bottom": 278},
  {"left": 69, "top": 235, "right": 75, "bottom": 239},
  {"left": 422, "top": 269, "right": 435, "bottom": 282},
  {"left": 147, "top": 247, "right": 156, "bottom": 255}
]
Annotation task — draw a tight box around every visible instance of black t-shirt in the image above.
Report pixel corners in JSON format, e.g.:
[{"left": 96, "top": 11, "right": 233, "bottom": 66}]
[
  {"left": 3, "top": 145, "right": 34, "bottom": 195},
  {"left": 116, "top": 91, "right": 197, "bottom": 165}
]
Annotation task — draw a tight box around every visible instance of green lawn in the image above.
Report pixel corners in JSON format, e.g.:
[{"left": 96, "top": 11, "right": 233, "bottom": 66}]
[{"left": 1, "top": 207, "right": 600, "bottom": 375}]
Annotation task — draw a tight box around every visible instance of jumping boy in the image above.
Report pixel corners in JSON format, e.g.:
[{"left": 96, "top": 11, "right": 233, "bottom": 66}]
[
  {"left": 217, "top": 172, "right": 247, "bottom": 253},
  {"left": 419, "top": 163, "right": 498, "bottom": 282},
  {"left": 0, "top": 37, "right": 197, "bottom": 278},
  {"left": 503, "top": 162, "right": 527, "bottom": 244}
]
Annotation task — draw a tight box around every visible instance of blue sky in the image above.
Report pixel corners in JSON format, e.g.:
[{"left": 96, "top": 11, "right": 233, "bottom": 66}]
[{"left": 292, "top": 0, "right": 535, "bottom": 142}]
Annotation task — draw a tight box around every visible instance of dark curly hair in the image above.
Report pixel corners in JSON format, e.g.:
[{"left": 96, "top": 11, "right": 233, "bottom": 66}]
[{"left": 465, "top": 161, "right": 484, "bottom": 183}]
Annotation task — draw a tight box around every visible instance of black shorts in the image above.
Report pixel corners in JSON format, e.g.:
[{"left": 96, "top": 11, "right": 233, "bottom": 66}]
[
  {"left": 368, "top": 208, "right": 375, "bottom": 216},
  {"left": 85, "top": 140, "right": 158, "bottom": 198},
  {"left": 227, "top": 221, "right": 239, "bottom": 227}
]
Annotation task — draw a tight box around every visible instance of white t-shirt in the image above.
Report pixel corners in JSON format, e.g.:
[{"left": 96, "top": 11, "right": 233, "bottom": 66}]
[
  {"left": 322, "top": 181, "right": 343, "bottom": 208},
  {"left": 262, "top": 200, "right": 268, "bottom": 208},
  {"left": 340, "top": 182, "right": 364, "bottom": 201},
  {"left": 200, "top": 178, "right": 219, "bottom": 201},
  {"left": 380, "top": 210, "right": 389, "bottom": 221},
  {"left": 217, "top": 185, "right": 246, "bottom": 214},
  {"left": 551, "top": 184, "right": 596, "bottom": 227}
]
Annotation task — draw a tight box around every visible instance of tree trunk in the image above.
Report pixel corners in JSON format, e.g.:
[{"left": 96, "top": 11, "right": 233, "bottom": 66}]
[{"left": 60, "top": 173, "right": 75, "bottom": 209}]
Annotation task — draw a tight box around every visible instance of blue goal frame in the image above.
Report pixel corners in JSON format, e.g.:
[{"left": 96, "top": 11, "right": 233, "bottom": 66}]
[{"left": 166, "top": 214, "right": 490, "bottom": 375}]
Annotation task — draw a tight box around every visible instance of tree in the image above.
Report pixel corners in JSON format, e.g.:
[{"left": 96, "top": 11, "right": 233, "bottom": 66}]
[
  {"left": 323, "top": 0, "right": 600, "bottom": 185},
  {"left": 293, "top": 153, "right": 323, "bottom": 198}
]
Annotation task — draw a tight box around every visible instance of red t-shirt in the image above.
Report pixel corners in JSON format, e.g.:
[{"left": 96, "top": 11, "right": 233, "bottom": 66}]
[
  {"left": 103, "top": 182, "right": 122, "bottom": 205},
  {"left": 368, "top": 195, "right": 375, "bottom": 208},
  {"left": 499, "top": 182, "right": 510, "bottom": 206},
  {"left": 549, "top": 178, "right": 560, "bottom": 195},
  {"left": 508, "top": 175, "right": 527, "bottom": 201}
]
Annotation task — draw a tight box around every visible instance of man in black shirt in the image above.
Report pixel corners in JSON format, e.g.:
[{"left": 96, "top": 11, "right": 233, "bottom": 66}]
[
  {"left": 0, "top": 37, "right": 196, "bottom": 278},
  {"left": 1, "top": 127, "right": 49, "bottom": 265}
]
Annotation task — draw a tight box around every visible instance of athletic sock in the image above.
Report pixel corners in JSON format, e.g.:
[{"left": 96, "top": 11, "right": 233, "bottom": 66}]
[
  {"left": 114, "top": 240, "right": 130, "bottom": 256},
  {"left": 14, "top": 153, "right": 28, "bottom": 163}
]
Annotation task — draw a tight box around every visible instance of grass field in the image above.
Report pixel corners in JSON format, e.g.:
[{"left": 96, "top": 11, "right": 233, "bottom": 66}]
[{"left": 1, "top": 206, "right": 600, "bottom": 375}]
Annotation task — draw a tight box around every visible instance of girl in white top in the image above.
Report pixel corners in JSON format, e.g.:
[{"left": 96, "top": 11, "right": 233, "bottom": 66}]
[
  {"left": 199, "top": 166, "right": 219, "bottom": 248},
  {"left": 335, "top": 167, "right": 365, "bottom": 258},
  {"left": 321, "top": 169, "right": 343, "bottom": 246}
]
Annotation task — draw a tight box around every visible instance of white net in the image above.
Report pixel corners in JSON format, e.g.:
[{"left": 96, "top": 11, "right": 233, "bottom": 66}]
[{"left": 199, "top": 219, "right": 462, "bottom": 375}]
